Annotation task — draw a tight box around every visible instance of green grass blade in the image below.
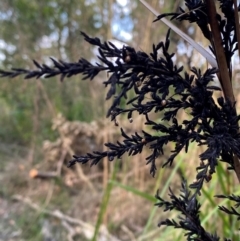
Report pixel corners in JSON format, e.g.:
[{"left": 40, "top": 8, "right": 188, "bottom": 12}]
[
  {"left": 92, "top": 161, "right": 119, "bottom": 241},
  {"left": 139, "top": 154, "right": 185, "bottom": 240},
  {"left": 109, "top": 180, "right": 156, "bottom": 202}
]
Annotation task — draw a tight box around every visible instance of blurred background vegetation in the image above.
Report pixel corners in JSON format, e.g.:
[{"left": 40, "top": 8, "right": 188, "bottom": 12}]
[{"left": 1, "top": 0, "right": 240, "bottom": 240}]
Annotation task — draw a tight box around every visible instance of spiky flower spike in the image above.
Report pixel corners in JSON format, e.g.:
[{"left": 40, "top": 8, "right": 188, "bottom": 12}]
[{"left": 1, "top": 0, "right": 240, "bottom": 239}]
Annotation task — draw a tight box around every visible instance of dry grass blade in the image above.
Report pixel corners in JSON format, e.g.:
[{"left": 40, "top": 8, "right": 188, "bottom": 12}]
[
  {"left": 232, "top": 0, "right": 240, "bottom": 183},
  {"left": 233, "top": 0, "right": 240, "bottom": 63},
  {"left": 139, "top": 0, "right": 218, "bottom": 68}
]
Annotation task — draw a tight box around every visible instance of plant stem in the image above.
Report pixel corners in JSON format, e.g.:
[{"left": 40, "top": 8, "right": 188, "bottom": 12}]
[{"left": 205, "top": 0, "right": 240, "bottom": 183}]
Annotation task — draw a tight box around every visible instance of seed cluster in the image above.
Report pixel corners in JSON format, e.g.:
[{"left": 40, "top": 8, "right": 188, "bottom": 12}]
[{"left": 1, "top": 0, "right": 240, "bottom": 239}]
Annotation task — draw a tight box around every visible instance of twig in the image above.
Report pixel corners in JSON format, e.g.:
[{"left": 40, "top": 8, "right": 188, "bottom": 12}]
[
  {"left": 61, "top": 220, "right": 78, "bottom": 241},
  {"left": 29, "top": 169, "right": 59, "bottom": 179},
  {"left": 12, "top": 195, "right": 121, "bottom": 241},
  {"left": 29, "top": 149, "right": 67, "bottom": 179},
  {"left": 121, "top": 225, "right": 137, "bottom": 241},
  {"left": 57, "top": 149, "right": 68, "bottom": 176}
]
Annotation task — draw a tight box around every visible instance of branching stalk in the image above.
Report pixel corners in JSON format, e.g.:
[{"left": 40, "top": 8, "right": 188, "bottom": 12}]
[{"left": 206, "top": 0, "right": 240, "bottom": 182}]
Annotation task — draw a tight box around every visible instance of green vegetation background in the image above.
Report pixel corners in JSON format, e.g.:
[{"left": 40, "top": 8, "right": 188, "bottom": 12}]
[{"left": 0, "top": 1, "right": 239, "bottom": 240}]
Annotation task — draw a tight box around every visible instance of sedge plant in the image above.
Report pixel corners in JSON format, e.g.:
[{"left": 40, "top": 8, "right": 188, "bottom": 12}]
[{"left": 2, "top": 0, "right": 240, "bottom": 240}]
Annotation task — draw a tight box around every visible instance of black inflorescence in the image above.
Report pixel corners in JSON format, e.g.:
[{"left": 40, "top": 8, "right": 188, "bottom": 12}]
[
  {"left": 1, "top": 26, "right": 240, "bottom": 192},
  {"left": 2, "top": 0, "right": 240, "bottom": 239},
  {"left": 156, "top": 179, "right": 221, "bottom": 241}
]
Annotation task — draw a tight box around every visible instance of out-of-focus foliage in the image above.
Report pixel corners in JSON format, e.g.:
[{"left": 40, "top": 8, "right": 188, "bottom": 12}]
[
  {"left": 0, "top": 0, "right": 115, "bottom": 144},
  {"left": 0, "top": 0, "right": 184, "bottom": 145},
  {"left": 0, "top": 0, "right": 110, "bottom": 65}
]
